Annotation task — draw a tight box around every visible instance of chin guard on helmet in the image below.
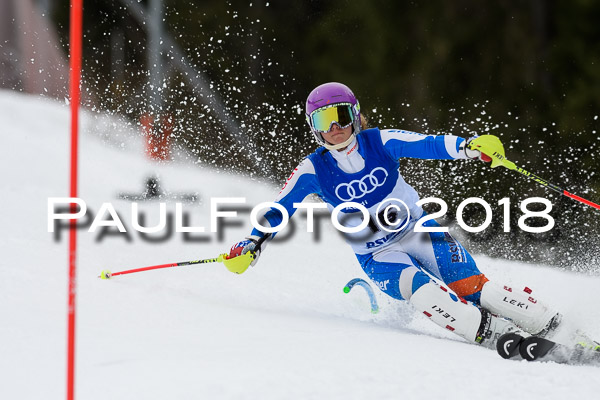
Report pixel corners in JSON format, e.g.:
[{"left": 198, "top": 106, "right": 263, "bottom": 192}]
[{"left": 320, "top": 133, "right": 356, "bottom": 151}]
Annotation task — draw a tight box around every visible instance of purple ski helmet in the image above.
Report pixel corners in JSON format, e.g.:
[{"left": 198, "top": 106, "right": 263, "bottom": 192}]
[{"left": 305, "top": 82, "right": 361, "bottom": 150}]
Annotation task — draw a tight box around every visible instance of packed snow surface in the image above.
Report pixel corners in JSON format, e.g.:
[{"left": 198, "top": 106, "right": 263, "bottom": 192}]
[{"left": 1, "top": 90, "right": 599, "bottom": 400}]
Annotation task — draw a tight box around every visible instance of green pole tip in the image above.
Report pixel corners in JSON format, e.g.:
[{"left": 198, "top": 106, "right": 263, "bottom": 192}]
[
  {"left": 371, "top": 308, "right": 379, "bottom": 314},
  {"left": 343, "top": 286, "right": 350, "bottom": 293}
]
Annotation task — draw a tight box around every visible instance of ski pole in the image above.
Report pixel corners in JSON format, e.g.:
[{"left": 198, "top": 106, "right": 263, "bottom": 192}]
[
  {"left": 469, "top": 136, "right": 600, "bottom": 210},
  {"left": 98, "top": 234, "right": 272, "bottom": 279},
  {"left": 506, "top": 164, "right": 600, "bottom": 210},
  {"left": 98, "top": 255, "right": 227, "bottom": 279}
]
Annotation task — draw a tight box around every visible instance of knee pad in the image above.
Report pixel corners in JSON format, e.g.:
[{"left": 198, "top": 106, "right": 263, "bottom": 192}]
[
  {"left": 479, "top": 282, "right": 559, "bottom": 335},
  {"left": 410, "top": 281, "right": 483, "bottom": 343},
  {"left": 447, "top": 274, "right": 489, "bottom": 302}
]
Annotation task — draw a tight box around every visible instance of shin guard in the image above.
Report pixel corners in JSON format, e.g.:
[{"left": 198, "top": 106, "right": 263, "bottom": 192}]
[
  {"left": 409, "top": 281, "right": 483, "bottom": 343},
  {"left": 479, "top": 282, "right": 559, "bottom": 335}
]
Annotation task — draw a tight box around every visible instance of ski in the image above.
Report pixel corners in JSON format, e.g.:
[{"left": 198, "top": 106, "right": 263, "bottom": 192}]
[{"left": 497, "top": 333, "right": 600, "bottom": 366}]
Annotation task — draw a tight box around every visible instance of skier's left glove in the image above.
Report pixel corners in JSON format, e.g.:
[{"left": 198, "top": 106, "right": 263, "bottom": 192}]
[
  {"left": 463, "top": 136, "right": 493, "bottom": 163},
  {"left": 223, "top": 235, "right": 261, "bottom": 274}
]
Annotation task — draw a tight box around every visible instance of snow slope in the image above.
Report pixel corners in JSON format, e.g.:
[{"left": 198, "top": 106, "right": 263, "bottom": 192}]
[{"left": 1, "top": 90, "right": 599, "bottom": 400}]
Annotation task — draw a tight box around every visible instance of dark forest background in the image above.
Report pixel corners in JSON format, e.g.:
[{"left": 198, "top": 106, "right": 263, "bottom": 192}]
[{"left": 47, "top": 0, "right": 600, "bottom": 269}]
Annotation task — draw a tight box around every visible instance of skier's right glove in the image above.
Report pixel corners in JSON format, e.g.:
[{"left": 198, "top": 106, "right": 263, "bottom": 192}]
[{"left": 224, "top": 235, "right": 261, "bottom": 274}]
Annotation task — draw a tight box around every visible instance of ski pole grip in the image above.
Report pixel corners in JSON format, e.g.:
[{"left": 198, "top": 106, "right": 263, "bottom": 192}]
[{"left": 254, "top": 233, "right": 272, "bottom": 252}]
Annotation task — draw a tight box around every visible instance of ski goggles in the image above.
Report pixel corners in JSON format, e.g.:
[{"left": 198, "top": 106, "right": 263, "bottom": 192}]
[{"left": 308, "top": 103, "right": 355, "bottom": 133}]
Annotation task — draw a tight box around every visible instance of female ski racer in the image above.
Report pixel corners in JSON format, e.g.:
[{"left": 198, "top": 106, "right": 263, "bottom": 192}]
[{"left": 225, "top": 82, "right": 562, "bottom": 349}]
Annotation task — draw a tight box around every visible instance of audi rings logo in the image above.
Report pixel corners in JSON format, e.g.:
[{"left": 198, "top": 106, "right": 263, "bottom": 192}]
[{"left": 335, "top": 167, "right": 389, "bottom": 201}]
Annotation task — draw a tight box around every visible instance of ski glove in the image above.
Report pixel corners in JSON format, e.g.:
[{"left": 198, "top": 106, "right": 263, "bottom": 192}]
[
  {"left": 224, "top": 235, "right": 261, "bottom": 274},
  {"left": 464, "top": 136, "right": 493, "bottom": 162},
  {"left": 465, "top": 135, "right": 510, "bottom": 169}
]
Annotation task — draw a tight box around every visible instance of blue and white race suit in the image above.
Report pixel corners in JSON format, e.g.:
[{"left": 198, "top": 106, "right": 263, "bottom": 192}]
[{"left": 251, "top": 128, "right": 489, "bottom": 303}]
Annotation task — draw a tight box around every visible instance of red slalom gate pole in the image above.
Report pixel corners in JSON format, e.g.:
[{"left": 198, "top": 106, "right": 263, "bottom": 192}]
[{"left": 67, "top": 1, "right": 83, "bottom": 400}]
